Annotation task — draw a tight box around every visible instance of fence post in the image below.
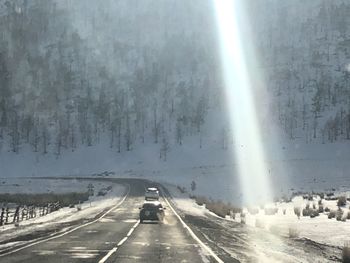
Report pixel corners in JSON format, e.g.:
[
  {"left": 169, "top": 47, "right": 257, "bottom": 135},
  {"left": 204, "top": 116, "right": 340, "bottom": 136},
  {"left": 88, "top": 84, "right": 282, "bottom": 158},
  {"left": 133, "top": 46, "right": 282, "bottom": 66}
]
[
  {"left": 29, "top": 206, "right": 33, "bottom": 218},
  {"left": 21, "top": 207, "right": 25, "bottom": 221},
  {"left": 13, "top": 206, "right": 20, "bottom": 223},
  {"left": 5, "top": 207, "right": 9, "bottom": 224},
  {"left": 0, "top": 207, "right": 4, "bottom": 226}
]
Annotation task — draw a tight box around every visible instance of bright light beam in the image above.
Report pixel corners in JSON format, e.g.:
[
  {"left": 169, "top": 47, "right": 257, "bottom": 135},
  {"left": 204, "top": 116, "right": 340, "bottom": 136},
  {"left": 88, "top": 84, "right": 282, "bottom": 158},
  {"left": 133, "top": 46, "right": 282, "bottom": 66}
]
[{"left": 213, "top": 0, "right": 271, "bottom": 205}]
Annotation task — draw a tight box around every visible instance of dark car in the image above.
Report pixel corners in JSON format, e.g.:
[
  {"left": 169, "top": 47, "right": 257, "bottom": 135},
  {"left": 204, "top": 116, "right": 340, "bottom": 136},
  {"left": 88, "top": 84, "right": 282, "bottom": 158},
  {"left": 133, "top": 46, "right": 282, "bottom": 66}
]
[{"left": 139, "top": 201, "right": 165, "bottom": 223}]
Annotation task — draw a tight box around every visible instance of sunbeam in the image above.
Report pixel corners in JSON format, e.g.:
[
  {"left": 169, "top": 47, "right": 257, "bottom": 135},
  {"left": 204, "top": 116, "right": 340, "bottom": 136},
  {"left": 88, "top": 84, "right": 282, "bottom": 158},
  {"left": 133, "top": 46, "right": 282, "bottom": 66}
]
[{"left": 213, "top": 0, "right": 272, "bottom": 205}]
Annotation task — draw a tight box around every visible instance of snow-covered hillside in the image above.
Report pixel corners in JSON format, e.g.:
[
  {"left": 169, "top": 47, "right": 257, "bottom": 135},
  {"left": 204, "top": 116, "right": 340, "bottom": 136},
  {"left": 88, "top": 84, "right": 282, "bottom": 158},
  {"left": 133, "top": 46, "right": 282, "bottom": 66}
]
[
  {"left": 2, "top": 125, "right": 350, "bottom": 206},
  {"left": 0, "top": 0, "right": 349, "bottom": 205}
]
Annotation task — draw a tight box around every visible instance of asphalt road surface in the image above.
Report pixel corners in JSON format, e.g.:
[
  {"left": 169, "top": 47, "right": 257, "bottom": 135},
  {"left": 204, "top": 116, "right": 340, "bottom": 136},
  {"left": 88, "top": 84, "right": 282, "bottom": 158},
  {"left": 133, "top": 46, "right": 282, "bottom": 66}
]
[{"left": 0, "top": 178, "right": 216, "bottom": 263}]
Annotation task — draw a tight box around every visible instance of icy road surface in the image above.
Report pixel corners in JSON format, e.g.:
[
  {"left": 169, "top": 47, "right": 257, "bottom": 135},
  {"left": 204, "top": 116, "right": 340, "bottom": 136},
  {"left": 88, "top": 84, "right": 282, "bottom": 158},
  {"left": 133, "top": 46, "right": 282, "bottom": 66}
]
[{"left": 0, "top": 178, "right": 344, "bottom": 263}]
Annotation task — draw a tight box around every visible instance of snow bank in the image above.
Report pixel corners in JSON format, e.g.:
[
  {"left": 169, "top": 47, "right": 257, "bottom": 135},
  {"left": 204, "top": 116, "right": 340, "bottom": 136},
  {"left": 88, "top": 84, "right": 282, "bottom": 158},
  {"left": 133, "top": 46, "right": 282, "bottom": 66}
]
[{"left": 0, "top": 180, "right": 126, "bottom": 246}]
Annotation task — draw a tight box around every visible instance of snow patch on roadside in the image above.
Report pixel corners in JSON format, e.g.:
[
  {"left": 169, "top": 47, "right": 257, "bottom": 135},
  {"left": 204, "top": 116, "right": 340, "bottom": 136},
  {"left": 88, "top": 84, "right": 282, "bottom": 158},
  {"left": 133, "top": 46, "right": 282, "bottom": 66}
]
[
  {"left": 0, "top": 180, "right": 126, "bottom": 247},
  {"left": 162, "top": 183, "right": 208, "bottom": 218}
]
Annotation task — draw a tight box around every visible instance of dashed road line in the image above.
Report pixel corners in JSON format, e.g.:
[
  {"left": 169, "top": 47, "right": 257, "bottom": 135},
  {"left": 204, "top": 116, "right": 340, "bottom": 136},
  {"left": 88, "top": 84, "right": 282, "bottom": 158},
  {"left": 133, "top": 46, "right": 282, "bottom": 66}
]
[
  {"left": 0, "top": 184, "right": 130, "bottom": 257},
  {"left": 98, "top": 220, "right": 140, "bottom": 263}
]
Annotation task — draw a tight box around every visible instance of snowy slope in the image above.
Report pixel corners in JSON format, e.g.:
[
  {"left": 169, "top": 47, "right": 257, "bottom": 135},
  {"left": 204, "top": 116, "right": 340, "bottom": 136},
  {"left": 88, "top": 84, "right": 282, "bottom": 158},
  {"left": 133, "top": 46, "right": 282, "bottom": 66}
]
[{"left": 1, "top": 123, "right": 349, "bottom": 206}]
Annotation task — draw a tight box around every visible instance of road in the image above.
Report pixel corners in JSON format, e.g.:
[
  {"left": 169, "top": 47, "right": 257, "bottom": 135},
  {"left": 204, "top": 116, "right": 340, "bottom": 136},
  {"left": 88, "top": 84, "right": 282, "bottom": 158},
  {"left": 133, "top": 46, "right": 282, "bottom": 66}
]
[{"left": 0, "top": 178, "right": 217, "bottom": 263}]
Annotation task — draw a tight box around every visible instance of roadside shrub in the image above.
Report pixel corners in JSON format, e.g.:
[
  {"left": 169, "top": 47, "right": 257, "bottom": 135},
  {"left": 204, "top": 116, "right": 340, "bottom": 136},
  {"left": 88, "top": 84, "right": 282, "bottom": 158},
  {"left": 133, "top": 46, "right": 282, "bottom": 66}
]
[
  {"left": 294, "top": 207, "right": 301, "bottom": 218},
  {"left": 325, "top": 207, "right": 330, "bottom": 212},
  {"left": 336, "top": 209, "right": 344, "bottom": 221},
  {"left": 328, "top": 210, "right": 336, "bottom": 219},
  {"left": 76, "top": 204, "right": 82, "bottom": 211},
  {"left": 343, "top": 242, "right": 350, "bottom": 263},
  {"left": 302, "top": 208, "right": 311, "bottom": 217},
  {"left": 205, "top": 201, "right": 227, "bottom": 218},
  {"left": 194, "top": 196, "right": 242, "bottom": 218},
  {"left": 195, "top": 196, "right": 208, "bottom": 206},
  {"left": 240, "top": 213, "right": 246, "bottom": 224},
  {"left": 288, "top": 227, "right": 299, "bottom": 238},
  {"left": 338, "top": 196, "right": 347, "bottom": 207},
  {"left": 230, "top": 212, "right": 236, "bottom": 220},
  {"left": 248, "top": 207, "right": 259, "bottom": 215},
  {"left": 303, "top": 194, "right": 313, "bottom": 201},
  {"left": 280, "top": 195, "right": 291, "bottom": 203},
  {"left": 177, "top": 186, "right": 186, "bottom": 194},
  {"left": 264, "top": 207, "right": 278, "bottom": 215},
  {"left": 302, "top": 207, "right": 319, "bottom": 218},
  {"left": 205, "top": 200, "right": 241, "bottom": 218},
  {"left": 318, "top": 205, "right": 324, "bottom": 213},
  {"left": 309, "top": 210, "right": 319, "bottom": 218}
]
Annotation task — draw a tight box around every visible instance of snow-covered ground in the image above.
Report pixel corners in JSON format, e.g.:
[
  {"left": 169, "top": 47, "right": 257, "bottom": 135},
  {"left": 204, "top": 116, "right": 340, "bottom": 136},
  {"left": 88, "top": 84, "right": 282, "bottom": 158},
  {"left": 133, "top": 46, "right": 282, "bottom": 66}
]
[
  {"left": 1, "top": 110, "right": 350, "bottom": 254},
  {"left": 2, "top": 137, "right": 350, "bottom": 205},
  {"left": 241, "top": 195, "right": 350, "bottom": 247},
  {"left": 0, "top": 179, "right": 126, "bottom": 248},
  {"left": 166, "top": 184, "right": 350, "bottom": 248},
  {"left": 164, "top": 184, "right": 345, "bottom": 262}
]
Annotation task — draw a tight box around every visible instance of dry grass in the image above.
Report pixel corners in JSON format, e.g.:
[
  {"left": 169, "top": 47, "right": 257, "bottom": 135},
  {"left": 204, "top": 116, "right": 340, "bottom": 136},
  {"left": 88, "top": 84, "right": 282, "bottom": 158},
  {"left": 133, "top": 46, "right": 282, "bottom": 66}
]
[
  {"left": 194, "top": 196, "right": 208, "bottom": 206},
  {"left": 294, "top": 207, "right": 301, "bottom": 218},
  {"left": 336, "top": 209, "right": 344, "bottom": 221},
  {"left": 343, "top": 242, "right": 350, "bottom": 263},
  {"left": 0, "top": 192, "right": 89, "bottom": 207},
  {"left": 177, "top": 186, "right": 186, "bottom": 194},
  {"left": 264, "top": 207, "right": 278, "bottom": 215},
  {"left": 240, "top": 213, "right": 246, "bottom": 224},
  {"left": 248, "top": 207, "right": 259, "bottom": 215},
  {"left": 328, "top": 210, "right": 336, "bottom": 219},
  {"left": 303, "top": 207, "right": 319, "bottom": 218},
  {"left": 194, "top": 196, "right": 241, "bottom": 218},
  {"left": 269, "top": 225, "right": 283, "bottom": 236},
  {"left": 255, "top": 218, "right": 265, "bottom": 229},
  {"left": 288, "top": 227, "right": 299, "bottom": 238},
  {"left": 318, "top": 205, "right": 324, "bottom": 213},
  {"left": 338, "top": 196, "right": 347, "bottom": 207}
]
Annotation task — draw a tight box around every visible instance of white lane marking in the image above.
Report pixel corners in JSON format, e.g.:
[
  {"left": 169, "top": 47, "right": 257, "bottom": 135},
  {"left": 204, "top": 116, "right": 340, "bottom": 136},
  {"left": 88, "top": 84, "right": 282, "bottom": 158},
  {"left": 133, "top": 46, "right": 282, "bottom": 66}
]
[
  {"left": 160, "top": 188, "right": 224, "bottom": 263},
  {"left": 126, "top": 222, "right": 138, "bottom": 237},
  {"left": 32, "top": 250, "right": 56, "bottom": 255},
  {"left": 123, "top": 219, "right": 138, "bottom": 223},
  {"left": 117, "top": 237, "right": 128, "bottom": 246},
  {"left": 98, "top": 220, "right": 140, "bottom": 263},
  {"left": 0, "top": 184, "right": 130, "bottom": 257}
]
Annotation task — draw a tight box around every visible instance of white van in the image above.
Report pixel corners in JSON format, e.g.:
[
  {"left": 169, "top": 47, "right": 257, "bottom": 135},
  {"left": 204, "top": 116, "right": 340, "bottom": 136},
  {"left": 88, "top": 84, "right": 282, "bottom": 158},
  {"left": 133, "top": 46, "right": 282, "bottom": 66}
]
[{"left": 145, "top": 187, "right": 159, "bottom": 200}]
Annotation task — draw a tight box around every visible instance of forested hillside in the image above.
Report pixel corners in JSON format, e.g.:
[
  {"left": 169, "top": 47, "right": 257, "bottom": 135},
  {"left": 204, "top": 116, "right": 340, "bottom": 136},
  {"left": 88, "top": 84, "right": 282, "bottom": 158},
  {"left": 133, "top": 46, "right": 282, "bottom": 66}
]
[
  {"left": 0, "top": 0, "right": 219, "bottom": 156},
  {"left": 251, "top": 0, "right": 350, "bottom": 143},
  {"left": 0, "top": 0, "right": 349, "bottom": 158}
]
